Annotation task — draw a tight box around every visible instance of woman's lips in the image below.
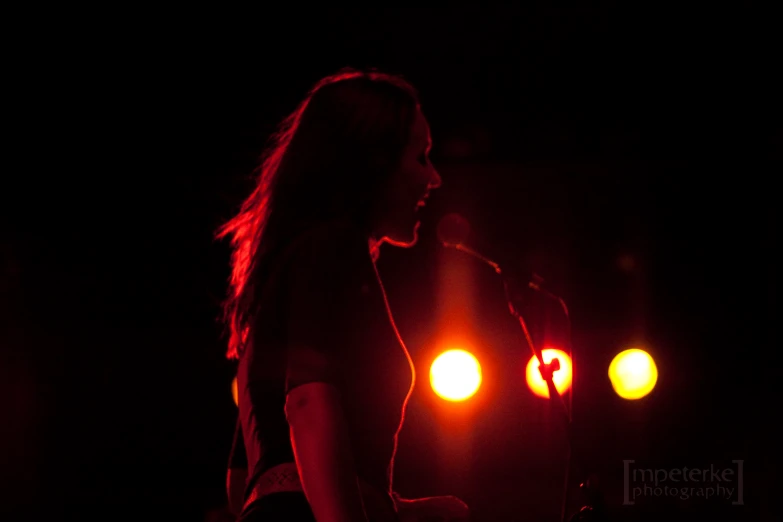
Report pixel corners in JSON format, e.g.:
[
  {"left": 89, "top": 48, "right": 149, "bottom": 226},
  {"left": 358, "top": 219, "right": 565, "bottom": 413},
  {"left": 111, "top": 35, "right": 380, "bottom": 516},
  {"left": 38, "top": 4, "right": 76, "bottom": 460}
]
[{"left": 416, "top": 192, "right": 430, "bottom": 210}]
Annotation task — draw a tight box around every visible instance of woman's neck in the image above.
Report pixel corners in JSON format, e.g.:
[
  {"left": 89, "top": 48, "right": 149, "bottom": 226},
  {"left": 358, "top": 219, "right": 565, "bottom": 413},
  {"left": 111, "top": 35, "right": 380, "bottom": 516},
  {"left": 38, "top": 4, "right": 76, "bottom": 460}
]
[{"left": 368, "top": 237, "right": 381, "bottom": 262}]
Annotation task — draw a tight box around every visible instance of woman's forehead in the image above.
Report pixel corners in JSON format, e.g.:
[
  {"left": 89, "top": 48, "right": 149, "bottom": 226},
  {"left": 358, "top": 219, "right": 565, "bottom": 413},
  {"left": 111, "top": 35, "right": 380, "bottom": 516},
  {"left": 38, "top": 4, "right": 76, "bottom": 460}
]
[{"left": 410, "top": 109, "right": 431, "bottom": 147}]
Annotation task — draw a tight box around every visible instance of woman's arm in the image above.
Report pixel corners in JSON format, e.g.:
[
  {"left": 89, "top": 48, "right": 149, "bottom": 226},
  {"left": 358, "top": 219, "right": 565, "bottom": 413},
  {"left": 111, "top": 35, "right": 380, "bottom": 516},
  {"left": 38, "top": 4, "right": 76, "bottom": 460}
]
[
  {"left": 226, "top": 467, "right": 247, "bottom": 515},
  {"left": 394, "top": 493, "right": 470, "bottom": 522},
  {"left": 278, "top": 222, "right": 373, "bottom": 521},
  {"left": 286, "top": 382, "right": 368, "bottom": 522},
  {"left": 226, "top": 416, "right": 248, "bottom": 515}
]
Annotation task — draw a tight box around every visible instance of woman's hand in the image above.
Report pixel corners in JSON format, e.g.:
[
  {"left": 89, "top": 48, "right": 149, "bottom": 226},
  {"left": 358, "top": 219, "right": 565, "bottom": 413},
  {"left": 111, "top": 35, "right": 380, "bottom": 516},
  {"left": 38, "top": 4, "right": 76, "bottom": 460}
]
[{"left": 394, "top": 494, "right": 470, "bottom": 522}]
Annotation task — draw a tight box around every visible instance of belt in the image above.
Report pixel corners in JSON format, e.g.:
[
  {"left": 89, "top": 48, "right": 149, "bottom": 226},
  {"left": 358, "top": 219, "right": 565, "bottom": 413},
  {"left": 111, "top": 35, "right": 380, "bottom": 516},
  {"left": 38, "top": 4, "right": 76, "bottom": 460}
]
[{"left": 242, "top": 462, "right": 398, "bottom": 521}]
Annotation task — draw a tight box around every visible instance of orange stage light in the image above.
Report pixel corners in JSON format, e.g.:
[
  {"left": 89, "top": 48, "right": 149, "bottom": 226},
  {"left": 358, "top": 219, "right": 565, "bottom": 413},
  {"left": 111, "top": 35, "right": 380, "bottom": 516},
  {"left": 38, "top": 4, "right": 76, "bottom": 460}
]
[
  {"left": 608, "top": 348, "right": 657, "bottom": 400},
  {"left": 525, "top": 348, "right": 573, "bottom": 398},
  {"left": 430, "top": 349, "right": 482, "bottom": 402}
]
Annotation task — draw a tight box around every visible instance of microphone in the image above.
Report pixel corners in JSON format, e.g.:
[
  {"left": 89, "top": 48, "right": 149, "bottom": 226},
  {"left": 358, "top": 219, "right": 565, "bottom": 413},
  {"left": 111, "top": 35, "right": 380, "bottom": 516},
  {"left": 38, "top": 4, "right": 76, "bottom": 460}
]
[
  {"left": 436, "top": 212, "right": 568, "bottom": 319},
  {"left": 436, "top": 213, "right": 503, "bottom": 274},
  {"left": 436, "top": 213, "right": 546, "bottom": 288},
  {"left": 436, "top": 212, "right": 471, "bottom": 248},
  {"left": 438, "top": 214, "right": 575, "bottom": 522}
]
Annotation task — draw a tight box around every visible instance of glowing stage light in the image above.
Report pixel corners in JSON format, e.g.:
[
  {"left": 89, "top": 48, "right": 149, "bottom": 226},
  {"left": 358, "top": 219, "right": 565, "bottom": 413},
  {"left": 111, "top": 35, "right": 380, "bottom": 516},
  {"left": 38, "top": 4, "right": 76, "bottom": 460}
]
[
  {"left": 525, "top": 348, "right": 573, "bottom": 398},
  {"left": 609, "top": 348, "right": 657, "bottom": 400},
  {"left": 232, "top": 376, "right": 238, "bottom": 406},
  {"left": 430, "top": 349, "right": 482, "bottom": 401}
]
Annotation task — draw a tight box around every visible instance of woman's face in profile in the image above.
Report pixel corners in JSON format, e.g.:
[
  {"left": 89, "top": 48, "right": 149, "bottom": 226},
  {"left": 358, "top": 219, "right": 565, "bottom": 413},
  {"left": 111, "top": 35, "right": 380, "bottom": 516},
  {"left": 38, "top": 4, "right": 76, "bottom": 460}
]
[{"left": 376, "top": 108, "right": 442, "bottom": 248}]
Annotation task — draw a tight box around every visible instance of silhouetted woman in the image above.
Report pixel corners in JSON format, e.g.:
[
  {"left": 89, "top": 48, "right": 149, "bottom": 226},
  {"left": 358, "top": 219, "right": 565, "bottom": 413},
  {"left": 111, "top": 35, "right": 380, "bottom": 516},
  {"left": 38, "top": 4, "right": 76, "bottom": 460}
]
[{"left": 219, "top": 70, "right": 468, "bottom": 522}]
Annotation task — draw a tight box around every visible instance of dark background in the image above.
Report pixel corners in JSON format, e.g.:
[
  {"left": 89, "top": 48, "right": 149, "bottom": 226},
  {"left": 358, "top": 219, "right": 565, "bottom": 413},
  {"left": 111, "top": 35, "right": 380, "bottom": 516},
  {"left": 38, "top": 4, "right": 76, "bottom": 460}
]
[{"left": 2, "top": 7, "right": 779, "bottom": 521}]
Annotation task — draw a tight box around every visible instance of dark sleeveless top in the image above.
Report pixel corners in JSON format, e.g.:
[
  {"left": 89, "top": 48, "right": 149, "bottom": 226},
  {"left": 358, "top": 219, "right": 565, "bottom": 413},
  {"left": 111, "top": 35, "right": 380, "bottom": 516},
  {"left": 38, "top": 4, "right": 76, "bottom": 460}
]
[{"left": 234, "top": 219, "right": 415, "bottom": 501}]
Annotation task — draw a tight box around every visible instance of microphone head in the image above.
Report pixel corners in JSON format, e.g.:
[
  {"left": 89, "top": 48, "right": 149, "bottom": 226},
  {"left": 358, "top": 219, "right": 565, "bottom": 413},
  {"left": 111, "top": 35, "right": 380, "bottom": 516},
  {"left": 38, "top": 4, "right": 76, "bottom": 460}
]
[{"left": 437, "top": 213, "right": 471, "bottom": 247}]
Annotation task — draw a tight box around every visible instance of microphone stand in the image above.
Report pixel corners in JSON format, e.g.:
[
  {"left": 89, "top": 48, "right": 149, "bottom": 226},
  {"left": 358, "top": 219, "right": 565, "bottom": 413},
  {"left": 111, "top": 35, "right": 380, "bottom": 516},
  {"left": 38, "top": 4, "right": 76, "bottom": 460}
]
[{"left": 448, "top": 243, "right": 605, "bottom": 522}]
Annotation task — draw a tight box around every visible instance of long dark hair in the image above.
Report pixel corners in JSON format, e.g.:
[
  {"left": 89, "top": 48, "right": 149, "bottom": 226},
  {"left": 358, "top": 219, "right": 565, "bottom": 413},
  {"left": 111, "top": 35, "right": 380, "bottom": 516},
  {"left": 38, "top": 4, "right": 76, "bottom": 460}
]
[{"left": 218, "top": 69, "right": 420, "bottom": 359}]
